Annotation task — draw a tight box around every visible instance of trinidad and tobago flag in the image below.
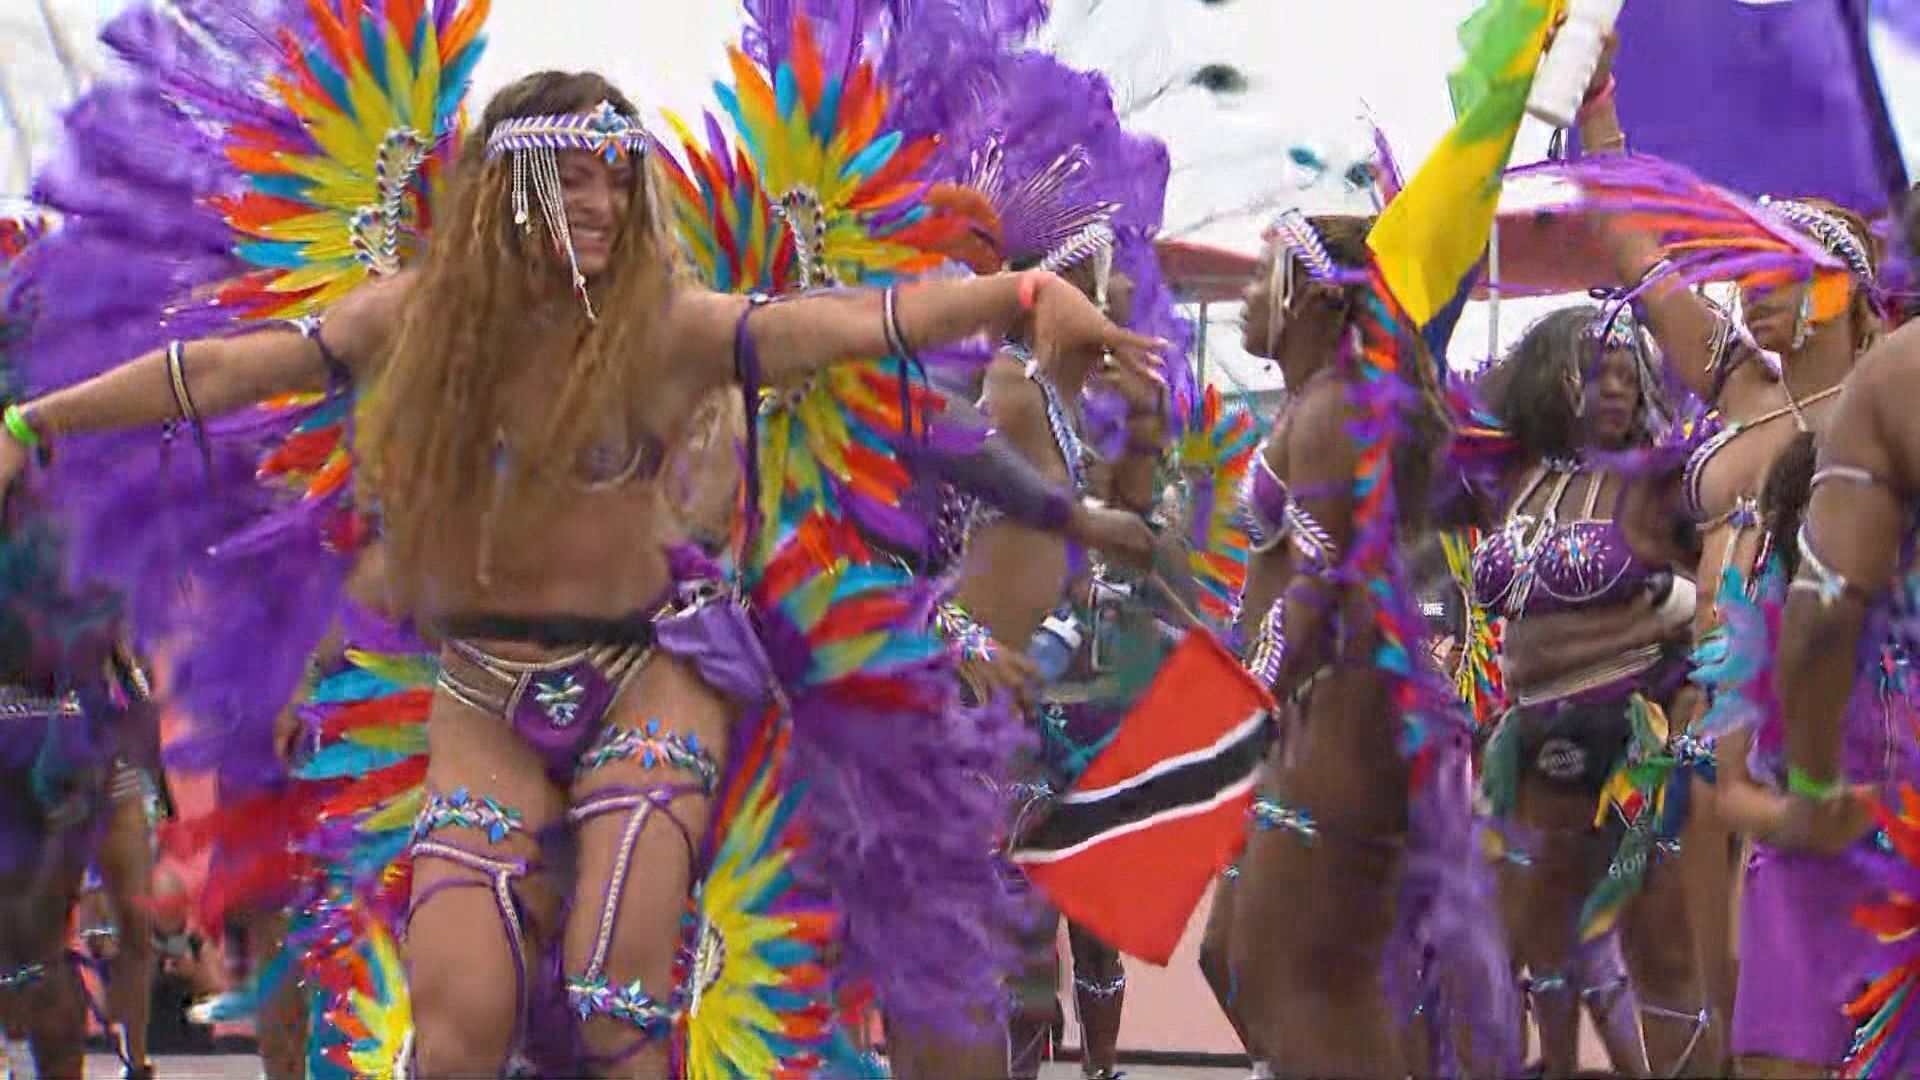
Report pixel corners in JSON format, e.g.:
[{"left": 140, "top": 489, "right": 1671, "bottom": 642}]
[{"left": 1010, "top": 630, "right": 1272, "bottom": 965}]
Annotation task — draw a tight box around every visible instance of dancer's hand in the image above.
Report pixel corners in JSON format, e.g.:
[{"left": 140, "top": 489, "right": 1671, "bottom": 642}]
[
  {"left": 1069, "top": 501, "right": 1155, "bottom": 568},
  {"left": 961, "top": 651, "right": 1041, "bottom": 709},
  {"left": 1029, "top": 274, "right": 1167, "bottom": 388},
  {"left": 1774, "top": 787, "right": 1879, "bottom": 855}
]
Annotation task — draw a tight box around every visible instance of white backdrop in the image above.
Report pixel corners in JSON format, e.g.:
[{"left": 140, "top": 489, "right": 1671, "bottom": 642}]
[{"left": 8, "top": 0, "right": 1920, "bottom": 385}]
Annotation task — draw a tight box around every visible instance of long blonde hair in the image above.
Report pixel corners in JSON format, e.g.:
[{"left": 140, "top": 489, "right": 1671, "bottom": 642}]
[{"left": 359, "top": 71, "right": 681, "bottom": 607}]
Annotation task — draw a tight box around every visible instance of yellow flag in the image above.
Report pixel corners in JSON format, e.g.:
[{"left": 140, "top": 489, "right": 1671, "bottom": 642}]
[{"left": 1367, "top": 0, "right": 1564, "bottom": 327}]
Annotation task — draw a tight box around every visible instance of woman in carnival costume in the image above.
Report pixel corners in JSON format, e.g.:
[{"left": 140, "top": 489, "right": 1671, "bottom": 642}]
[
  {"left": 1767, "top": 308, "right": 1920, "bottom": 1079},
  {"left": 1563, "top": 44, "right": 1889, "bottom": 1072},
  {"left": 1224, "top": 210, "right": 1507, "bottom": 1078},
  {"left": 3, "top": 3, "right": 1165, "bottom": 1074},
  {"left": 926, "top": 97, "right": 1172, "bottom": 1077},
  {"left": 0, "top": 212, "right": 160, "bottom": 1079},
  {"left": 1683, "top": 426, "right": 1888, "bottom": 1078},
  {"left": 1465, "top": 302, "right": 1696, "bottom": 1077}
]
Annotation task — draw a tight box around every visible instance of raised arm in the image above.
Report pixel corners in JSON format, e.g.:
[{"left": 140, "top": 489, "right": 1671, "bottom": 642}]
[
  {"left": 0, "top": 274, "right": 410, "bottom": 488},
  {"left": 1778, "top": 337, "right": 1920, "bottom": 789},
  {"left": 1577, "top": 69, "right": 1727, "bottom": 403}
]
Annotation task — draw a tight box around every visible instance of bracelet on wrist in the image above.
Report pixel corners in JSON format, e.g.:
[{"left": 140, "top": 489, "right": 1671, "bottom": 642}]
[
  {"left": 3, "top": 404, "right": 48, "bottom": 461},
  {"left": 1787, "top": 766, "right": 1845, "bottom": 802},
  {"left": 1578, "top": 74, "right": 1616, "bottom": 116},
  {"left": 1017, "top": 270, "right": 1052, "bottom": 313}
]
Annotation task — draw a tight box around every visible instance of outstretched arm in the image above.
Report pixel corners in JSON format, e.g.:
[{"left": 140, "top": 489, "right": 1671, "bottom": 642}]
[
  {"left": 674, "top": 271, "right": 1165, "bottom": 396},
  {"left": 0, "top": 274, "right": 409, "bottom": 481},
  {"left": 1578, "top": 64, "right": 1727, "bottom": 403}
]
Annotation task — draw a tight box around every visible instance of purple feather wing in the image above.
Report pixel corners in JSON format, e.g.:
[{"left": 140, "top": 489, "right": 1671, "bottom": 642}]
[{"left": 15, "top": 0, "right": 347, "bottom": 793}]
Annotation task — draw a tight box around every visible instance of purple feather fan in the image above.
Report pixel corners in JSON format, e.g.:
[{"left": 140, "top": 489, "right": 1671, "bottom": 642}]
[
  {"left": 755, "top": 574, "right": 1030, "bottom": 1034},
  {"left": 16, "top": 0, "right": 350, "bottom": 795},
  {"left": 744, "top": 0, "right": 1047, "bottom": 163}
]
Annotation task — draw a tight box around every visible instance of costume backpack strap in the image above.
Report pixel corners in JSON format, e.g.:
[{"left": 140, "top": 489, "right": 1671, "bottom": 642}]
[{"left": 732, "top": 295, "right": 772, "bottom": 555}]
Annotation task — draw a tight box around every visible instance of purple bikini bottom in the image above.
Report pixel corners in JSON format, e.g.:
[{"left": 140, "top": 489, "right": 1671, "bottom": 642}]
[{"left": 409, "top": 552, "right": 779, "bottom": 1076}]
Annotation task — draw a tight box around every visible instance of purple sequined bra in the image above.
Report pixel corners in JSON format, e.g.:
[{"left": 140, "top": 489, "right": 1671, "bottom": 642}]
[
  {"left": 1472, "top": 464, "right": 1658, "bottom": 619},
  {"left": 1240, "top": 453, "right": 1340, "bottom": 572}
]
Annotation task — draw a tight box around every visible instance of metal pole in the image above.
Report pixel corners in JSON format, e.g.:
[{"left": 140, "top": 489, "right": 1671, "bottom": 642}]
[
  {"left": 1485, "top": 211, "right": 1502, "bottom": 364},
  {"left": 35, "top": 0, "right": 85, "bottom": 100},
  {"left": 1195, "top": 299, "right": 1209, "bottom": 389},
  {"left": 0, "top": 71, "right": 32, "bottom": 198}
]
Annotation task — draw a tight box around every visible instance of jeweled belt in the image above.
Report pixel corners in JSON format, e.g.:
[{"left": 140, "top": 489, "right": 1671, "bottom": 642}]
[{"left": 1512, "top": 645, "right": 1663, "bottom": 709}]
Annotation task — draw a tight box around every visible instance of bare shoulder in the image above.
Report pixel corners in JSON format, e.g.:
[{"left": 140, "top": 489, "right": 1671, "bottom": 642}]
[
  {"left": 1284, "top": 373, "right": 1356, "bottom": 472},
  {"left": 1843, "top": 321, "right": 1920, "bottom": 493},
  {"left": 1850, "top": 321, "right": 1920, "bottom": 401},
  {"left": 324, "top": 270, "right": 418, "bottom": 368},
  {"left": 661, "top": 286, "right": 750, "bottom": 386}
]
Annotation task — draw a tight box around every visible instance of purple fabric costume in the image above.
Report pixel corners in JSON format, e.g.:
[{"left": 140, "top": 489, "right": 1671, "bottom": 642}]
[{"left": 1733, "top": 605, "right": 1919, "bottom": 1065}]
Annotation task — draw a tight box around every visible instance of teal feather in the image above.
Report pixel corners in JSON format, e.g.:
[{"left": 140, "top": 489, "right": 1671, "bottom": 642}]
[
  {"left": 814, "top": 77, "right": 844, "bottom": 143},
  {"left": 840, "top": 130, "right": 900, "bottom": 184},
  {"left": 236, "top": 240, "right": 312, "bottom": 270},
  {"left": 775, "top": 64, "right": 800, "bottom": 124},
  {"left": 301, "top": 47, "right": 356, "bottom": 123},
  {"left": 357, "top": 10, "right": 390, "bottom": 100},
  {"left": 295, "top": 742, "right": 410, "bottom": 780}
]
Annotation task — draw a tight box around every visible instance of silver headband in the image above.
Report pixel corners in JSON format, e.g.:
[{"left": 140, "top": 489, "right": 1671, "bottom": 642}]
[
  {"left": 1759, "top": 197, "right": 1874, "bottom": 282},
  {"left": 1261, "top": 209, "right": 1364, "bottom": 353},
  {"left": 486, "top": 100, "right": 651, "bottom": 320}
]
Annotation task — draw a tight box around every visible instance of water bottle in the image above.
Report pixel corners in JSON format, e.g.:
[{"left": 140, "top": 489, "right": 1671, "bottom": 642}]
[
  {"left": 1526, "top": 0, "right": 1625, "bottom": 129},
  {"left": 1027, "top": 611, "right": 1084, "bottom": 684}
]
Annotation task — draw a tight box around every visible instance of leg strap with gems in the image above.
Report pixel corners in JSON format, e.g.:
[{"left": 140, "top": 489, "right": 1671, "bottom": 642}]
[
  {"left": 564, "top": 781, "right": 704, "bottom": 1067},
  {"left": 1642, "top": 1000, "right": 1713, "bottom": 1077},
  {"left": 1521, "top": 932, "right": 1648, "bottom": 1075},
  {"left": 407, "top": 793, "right": 540, "bottom": 1059}
]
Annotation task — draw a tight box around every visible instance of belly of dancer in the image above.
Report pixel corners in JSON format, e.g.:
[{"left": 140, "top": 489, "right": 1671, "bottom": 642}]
[
  {"left": 0, "top": 72, "right": 1160, "bottom": 1079},
  {"left": 1472, "top": 305, "right": 1694, "bottom": 1078}
]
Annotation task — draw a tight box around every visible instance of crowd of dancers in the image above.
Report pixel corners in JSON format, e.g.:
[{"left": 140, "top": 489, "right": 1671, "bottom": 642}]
[{"left": 3, "top": 0, "right": 1920, "bottom": 1078}]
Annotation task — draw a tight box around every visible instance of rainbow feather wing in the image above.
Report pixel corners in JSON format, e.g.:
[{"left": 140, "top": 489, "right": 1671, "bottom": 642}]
[
  {"left": 695, "top": 12, "right": 1017, "bottom": 1033},
  {"left": 714, "top": 21, "right": 958, "bottom": 290},
  {"left": 658, "top": 111, "right": 797, "bottom": 295},
  {"left": 215, "top": 0, "right": 489, "bottom": 320},
  {"left": 1440, "top": 529, "right": 1505, "bottom": 727},
  {"left": 1846, "top": 785, "right": 1920, "bottom": 1078},
  {"left": 679, "top": 716, "right": 860, "bottom": 1078},
  {"left": 1174, "top": 386, "right": 1258, "bottom": 634}
]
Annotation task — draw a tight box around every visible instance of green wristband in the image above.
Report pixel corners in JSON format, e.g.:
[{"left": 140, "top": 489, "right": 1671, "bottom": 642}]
[
  {"left": 3, "top": 404, "right": 43, "bottom": 452},
  {"left": 1787, "top": 766, "right": 1844, "bottom": 801}
]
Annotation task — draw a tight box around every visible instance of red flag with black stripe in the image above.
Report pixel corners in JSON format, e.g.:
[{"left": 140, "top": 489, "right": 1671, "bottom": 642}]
[{"left": 1010, "top": 631, "right": 1272, "bottom": 965}]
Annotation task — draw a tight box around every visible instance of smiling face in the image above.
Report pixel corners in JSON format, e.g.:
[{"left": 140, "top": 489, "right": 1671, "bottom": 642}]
[{"left": 552, "top": 148, "right": 636, "bottom": 280}]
